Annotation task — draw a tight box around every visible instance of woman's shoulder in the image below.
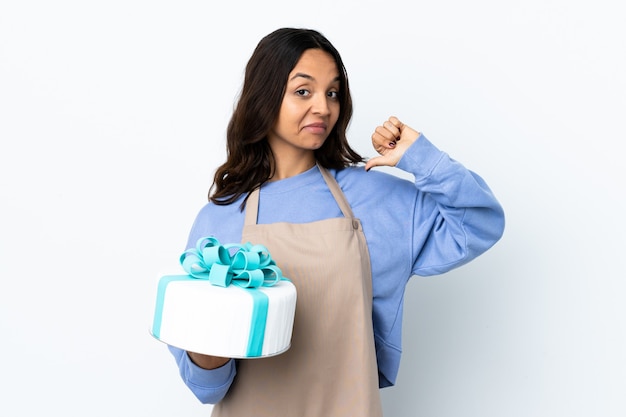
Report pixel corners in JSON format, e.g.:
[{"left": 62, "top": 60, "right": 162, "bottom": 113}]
[
  {"left": 330, "top": 165, "right": 419, "bottom": 213},
  {"left": 187, "top": 198, "right": 247, "bottom": 245},
  {"left": 333, "top": 164, "right": 416, "bottom": 191}
]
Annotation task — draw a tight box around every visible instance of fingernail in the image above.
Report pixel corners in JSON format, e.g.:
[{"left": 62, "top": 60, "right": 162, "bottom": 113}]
[{"left": 389, "top": 142, "right": 396, "bottom": 148}]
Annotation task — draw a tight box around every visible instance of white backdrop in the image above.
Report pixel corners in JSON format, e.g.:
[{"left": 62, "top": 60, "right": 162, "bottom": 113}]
[{"left": 1, "top": 1, "right": 624, "bottom": 416}]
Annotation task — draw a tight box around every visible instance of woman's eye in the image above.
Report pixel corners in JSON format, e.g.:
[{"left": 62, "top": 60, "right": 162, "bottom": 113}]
[
  {"left": 296, "top": 89, "right": 310, "bottom": 97},
  {"left": 328, "top": 91, "right": 339, "bottom": 99}
]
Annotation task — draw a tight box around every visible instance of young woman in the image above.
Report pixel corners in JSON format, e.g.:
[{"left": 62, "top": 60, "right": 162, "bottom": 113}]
[{"left": 167, "top": 27, "right": 505, "bottom": 416}]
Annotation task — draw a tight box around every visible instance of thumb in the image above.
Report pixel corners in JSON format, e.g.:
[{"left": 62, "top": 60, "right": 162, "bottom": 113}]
[{"left": 365, "top": 155, "right": 389, "bottom": 171}]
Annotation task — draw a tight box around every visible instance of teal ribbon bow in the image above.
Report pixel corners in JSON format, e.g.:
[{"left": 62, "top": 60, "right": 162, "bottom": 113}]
[{"left": 180, "top": 236, "right": 286, "bottom": 289}]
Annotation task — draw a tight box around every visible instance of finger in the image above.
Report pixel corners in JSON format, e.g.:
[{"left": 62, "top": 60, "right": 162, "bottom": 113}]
[
  {"left": 365, "top": 155, "right": 384, "bottom": 171},
  {"left": 374, "top": 124, "right": 397, "bottom": 141},
  {"left": 373, "top": 137, "right": 396, "bottom": 155},
  {"left": 382, "top": 120, "right": 401, "bottom": 140},
  {"left": 372, "top": 142, "right": 396, "bottom": 155},
  {"left": 365, "top": 151, "right": 397, "bottom": 171},
  {"left": 371, "top": 131, "right": 397, "bottom": 154},
  {"left": 388, "top": 116, "right": 404, "bottom": 132},
  {"left": 389, "top": 116, "right": 421, "bottom": 145}
]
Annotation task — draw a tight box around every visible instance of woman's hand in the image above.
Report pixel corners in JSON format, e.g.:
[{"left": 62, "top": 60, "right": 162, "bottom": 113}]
[
  {"left": 365, "top": 116, "right": 420, "bottom": 171},
  {"left": 187, "top": 351, "right": 231, "bottom": 369}
]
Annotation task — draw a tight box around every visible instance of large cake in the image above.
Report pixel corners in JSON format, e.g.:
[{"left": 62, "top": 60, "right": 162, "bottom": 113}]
[{"left": 150, "top": 236, "right": 297, "bottom": 358}]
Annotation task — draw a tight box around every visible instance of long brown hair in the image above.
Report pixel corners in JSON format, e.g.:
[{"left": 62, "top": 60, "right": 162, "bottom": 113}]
[{"left": 209, "top": 28, "right": 363, "bottom": 207}]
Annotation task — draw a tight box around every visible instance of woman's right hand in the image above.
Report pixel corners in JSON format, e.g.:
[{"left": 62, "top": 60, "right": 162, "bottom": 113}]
[
  {"left": 187, "top": 351, "right": 231, "bottom": 369},
  {"left": 365, "top": 116, "right": 420, "bottom": 171}
]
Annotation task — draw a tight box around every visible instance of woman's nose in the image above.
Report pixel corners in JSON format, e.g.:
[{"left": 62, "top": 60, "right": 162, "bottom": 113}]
[{"left": 311, "top": 94, "right": 331, "bottom": 115}]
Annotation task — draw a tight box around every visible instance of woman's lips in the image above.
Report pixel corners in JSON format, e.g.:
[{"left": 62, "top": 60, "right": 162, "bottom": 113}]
[{"left": 303, "top": 123, "right": 327, "bottom": 134}]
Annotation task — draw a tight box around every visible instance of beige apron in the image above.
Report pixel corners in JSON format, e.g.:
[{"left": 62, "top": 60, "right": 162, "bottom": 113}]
[{"left": 211, "top": 165, "right": 383, "bottom": 417}]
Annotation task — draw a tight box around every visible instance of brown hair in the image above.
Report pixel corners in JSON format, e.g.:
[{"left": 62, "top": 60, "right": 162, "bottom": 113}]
[{"left": 209, "top": 28, "right": 364, "bottom": 207}]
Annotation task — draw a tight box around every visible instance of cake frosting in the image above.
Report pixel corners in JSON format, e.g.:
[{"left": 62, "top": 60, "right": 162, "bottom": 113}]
[{"left": 150, "top": 237, "right": 297, "bottom": 358}]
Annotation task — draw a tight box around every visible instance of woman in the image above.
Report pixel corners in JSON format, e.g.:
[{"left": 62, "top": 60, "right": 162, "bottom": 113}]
[{"left": 167, "top": 27, "right": 505, "bottom": 416}]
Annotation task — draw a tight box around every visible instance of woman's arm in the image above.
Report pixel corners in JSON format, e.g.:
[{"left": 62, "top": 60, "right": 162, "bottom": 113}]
[{"left": 168, "top": 345, "right": 236, "bottom": 404}]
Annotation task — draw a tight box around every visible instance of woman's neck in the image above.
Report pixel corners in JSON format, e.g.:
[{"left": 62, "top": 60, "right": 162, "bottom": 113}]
[{"left": 270, "top": 152, "right": 316, "bottom": 181}]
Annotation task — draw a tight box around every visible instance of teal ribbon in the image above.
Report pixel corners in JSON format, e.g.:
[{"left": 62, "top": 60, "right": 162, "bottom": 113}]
[
  {"left": 152, "top": 236, "right": 287, "bottom": 357},
  {"left": 180, "top": 236, "right": 285, "bottom": 289}
]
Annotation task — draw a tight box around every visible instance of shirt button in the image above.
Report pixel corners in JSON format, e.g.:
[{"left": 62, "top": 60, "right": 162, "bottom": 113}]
[{"left": 352, "top": 219, "right": 359, "bottom": 230}]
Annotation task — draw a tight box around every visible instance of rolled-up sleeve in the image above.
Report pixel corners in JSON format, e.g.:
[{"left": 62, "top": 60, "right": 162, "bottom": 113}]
[{"left": 168, "top": 345, "right": 236, "bottom": 404}]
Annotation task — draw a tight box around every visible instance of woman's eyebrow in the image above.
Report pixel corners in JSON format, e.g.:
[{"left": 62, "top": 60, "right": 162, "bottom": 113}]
[
  {"left": 290, "top": 72, "right": 314, "bottom": 81},
  {"left": 289, "top": 73, "right": 341, "bottom": 83}
]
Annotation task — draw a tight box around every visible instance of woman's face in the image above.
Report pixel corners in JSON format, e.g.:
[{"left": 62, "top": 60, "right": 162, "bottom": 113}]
[{"left": 268, "top": 49, "right": 340, "bottom": 158}]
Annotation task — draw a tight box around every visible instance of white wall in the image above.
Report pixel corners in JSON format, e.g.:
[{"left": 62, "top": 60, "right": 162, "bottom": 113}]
[{"left": 1, "top": 1, "right": 624, "bottom": 416}]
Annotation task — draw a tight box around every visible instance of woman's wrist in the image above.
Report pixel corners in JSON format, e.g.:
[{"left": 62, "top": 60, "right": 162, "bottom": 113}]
[{"left": 187, "top": 351, "right": 231, "bottom": 370}]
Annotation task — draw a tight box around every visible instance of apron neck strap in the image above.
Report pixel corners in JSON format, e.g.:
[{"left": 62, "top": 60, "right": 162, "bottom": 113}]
[
  {"left": 244, "top": 186, "right": 260, "bottom": 226},
  {"left": 316, "top": 162, "right": 355, "bottom": 219},
  {"left": 244, "top": 163, "right": 355, "bottom": 226}
]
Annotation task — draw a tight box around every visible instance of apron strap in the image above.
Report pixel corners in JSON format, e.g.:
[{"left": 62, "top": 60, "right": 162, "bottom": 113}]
[
  {"left": 316, "top": 162, "right": 355, "bottom": 219},
  {"left": 244, "top": 163, "right": 355, "bottom": 226},
  {"left": 244, "top": 187, "right": 261, "bottom": 226}
]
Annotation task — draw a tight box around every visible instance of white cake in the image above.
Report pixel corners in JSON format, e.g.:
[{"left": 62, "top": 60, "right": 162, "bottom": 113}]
[
  {"left": 150, "top": 275, "right": 296, "bottom": 358},
  {"left": 150, "top": 237, "right": 297, "bottom": 358}
]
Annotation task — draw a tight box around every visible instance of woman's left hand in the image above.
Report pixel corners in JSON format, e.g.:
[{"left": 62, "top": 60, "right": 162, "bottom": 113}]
[{"left": 365, "top": 116, "right": 420, "bottom": 171}]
